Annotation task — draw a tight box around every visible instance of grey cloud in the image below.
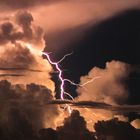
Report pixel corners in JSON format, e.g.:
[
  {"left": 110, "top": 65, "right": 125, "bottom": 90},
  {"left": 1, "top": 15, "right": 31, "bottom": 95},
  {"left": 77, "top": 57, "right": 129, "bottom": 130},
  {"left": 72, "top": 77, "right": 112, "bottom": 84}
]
[
  {"left": 94, "top": 118, "right": 140, "bottom": 140},
  {"left": 38, "top": 110, "right": 140, "bottom": 140},
  {"left": 1, "top": 22, "right": 13, "bottom": 36},
  {"left": 56, "top": 110, "right": 95, "bottom": 140},
  {"left": 0, "top": 80, "right": 59, "bottom": 133},
  {"left": 48, "top": 100, "right": 140, "bottom": 113},
  {"left": 15, "top": 11, "right": 33, "bottom": 39},
  {"left": 48, "top": 100, "right": 112, "bottom": 109}
]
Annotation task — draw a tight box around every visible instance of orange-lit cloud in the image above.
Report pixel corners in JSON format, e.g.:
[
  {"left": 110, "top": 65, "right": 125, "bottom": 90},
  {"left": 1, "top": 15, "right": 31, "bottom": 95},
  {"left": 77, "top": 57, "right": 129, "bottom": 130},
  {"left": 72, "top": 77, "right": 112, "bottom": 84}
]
[
  {"left": 0, "top": 1, "right": 140, "bottom": 134},
  {"left": 0, "top": 11, "right": 54, "bottom": 91},
  {"left": 77, "top": 60, "right": 130, "bottom": 104},
  {"left": 0, "top": 0, "right": 140, "bottom": 51},
  {"left": 0, "top": 11, "right": 61, "bottom": 131},
  {"left": 76, "top": 60, "right": 130, "bottom": 130}
]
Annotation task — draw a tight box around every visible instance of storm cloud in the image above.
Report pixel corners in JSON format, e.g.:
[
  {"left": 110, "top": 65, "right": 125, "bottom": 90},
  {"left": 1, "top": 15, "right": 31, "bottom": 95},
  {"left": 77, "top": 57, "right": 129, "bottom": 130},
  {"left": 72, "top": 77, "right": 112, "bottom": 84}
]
[
  {"left": 0, "top": 11, "right": 54, "bottom": 90},
  {"left": 77, "top": 60, "right": 130, "bottom": 105},
  {"left": 0, "top": 80, "right": 59, "bottom": 136},
  {"left": 0, "top": 1, "right": 140, "bottom": 139},
  {"left": 75, "top": 61, "right": 131, "bottom": 130},
  {"left": 38, "top": 110, "right": 95, "bottom": 140},
  {"left": 38, "top": 110, "right": 140, "bottom": 140},
  {"left": 48, "top": 100, "right": 140, "bottom": 113}
]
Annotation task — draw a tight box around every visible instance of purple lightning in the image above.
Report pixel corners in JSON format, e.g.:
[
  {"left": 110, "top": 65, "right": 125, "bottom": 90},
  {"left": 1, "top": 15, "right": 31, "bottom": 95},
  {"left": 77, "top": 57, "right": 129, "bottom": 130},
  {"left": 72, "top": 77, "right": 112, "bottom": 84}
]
[
  {"left": 42, "top": 51, "right": 101, "bottom": 113},
  {"left": 42, "top": 52, "right": 65, "bottom": 100}
]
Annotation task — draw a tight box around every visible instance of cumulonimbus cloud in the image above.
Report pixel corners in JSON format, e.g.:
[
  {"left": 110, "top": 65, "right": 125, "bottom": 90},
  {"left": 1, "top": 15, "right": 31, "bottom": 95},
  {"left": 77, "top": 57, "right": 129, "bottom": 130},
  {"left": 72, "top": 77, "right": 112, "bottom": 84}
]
[
  {"left": 0, "top": 80, "right": 59, "bottom": 134},
  {"left": 0, "top": 10, "right": 63, "bottom": 132},
  {"left": 0, "top": 11, "right": 54, "bottom": 91}
]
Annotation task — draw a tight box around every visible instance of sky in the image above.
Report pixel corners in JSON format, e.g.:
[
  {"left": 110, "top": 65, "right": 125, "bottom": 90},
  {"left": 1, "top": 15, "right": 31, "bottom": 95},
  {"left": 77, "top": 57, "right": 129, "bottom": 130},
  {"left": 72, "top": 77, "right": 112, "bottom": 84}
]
[{"left": 0, "top": 0, "right": 140, "bottom": 140}]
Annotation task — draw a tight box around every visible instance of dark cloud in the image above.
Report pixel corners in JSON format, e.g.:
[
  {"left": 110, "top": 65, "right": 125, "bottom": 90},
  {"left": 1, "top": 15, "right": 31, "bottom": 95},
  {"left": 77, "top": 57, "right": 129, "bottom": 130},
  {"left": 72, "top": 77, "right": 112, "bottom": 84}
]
[
  {"left": 38, "top": 111, "right": 140, "bottom": 140},
  {"left": 94, "top": 118, "right": 140, "bottom": 140},
  {"left": 38, "top": 110, "right": 95, "bottom": 140},
  {"left": 16, "top": 11, "right": 33, "bottom": 26},
  {"left": 0, "top": 21, "right": 24, "bottom": 44},
  {"left": 39, "top": 128, "right": 58, "bottom": 140},
  {"left": 48, "top": 100, "right": 140, "bottom": 113},
  {"left": 0, "top": 11, "right": 44, "bottom": 45},
  {"left": 15, "top": 11, "right": 33, "bottom": 39},
  {"left": 0, "top": 79, "right": 59, "bottom": 139},
  {"left": 48, "top": 100, "right": 112, "bottom": 109},
  {"left": 1, "top": 22, "right": 13, "bottom": 36},
  {"left": 56, "top": 110, "right": 95, "bottom": 140},
  {"left": 0, "top": 84, "right": 140, "bottom": 140}
]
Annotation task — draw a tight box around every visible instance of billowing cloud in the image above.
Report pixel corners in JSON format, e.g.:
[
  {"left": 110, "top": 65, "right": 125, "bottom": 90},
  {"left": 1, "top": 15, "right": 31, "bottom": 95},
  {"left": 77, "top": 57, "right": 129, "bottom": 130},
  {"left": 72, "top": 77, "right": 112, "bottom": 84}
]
[
  {"left": 39, "top": 110, "right": 95, "bottom": 140},
  {"left": 38, "top": 111, "right": 140, "bottom": 140},
  {"left": 47, "top": 60, "right": 134, "bottom": 131},
  {"left": 0, "top": 80, "right": 59, "bottom": 139},
  {"left": 75, "top": 60, "right": 131, "bottom": 130},
  {"left": 0, "top": 11, "right": 45, "bottom": 49},
  {"left": 0, "top": 11, "right": 54, "bottom": 91},
  {"left": 0, "top": 3, "right": 140, "bottom": 139},
  {"left": 56, "top": 110, "right": 95, "bottom": 140},
  {"left": 0, "top": 11, "right": 63, "bottom": 135},
  {"left": 77, "top": 60, "right": 130, "bottom": 105}
]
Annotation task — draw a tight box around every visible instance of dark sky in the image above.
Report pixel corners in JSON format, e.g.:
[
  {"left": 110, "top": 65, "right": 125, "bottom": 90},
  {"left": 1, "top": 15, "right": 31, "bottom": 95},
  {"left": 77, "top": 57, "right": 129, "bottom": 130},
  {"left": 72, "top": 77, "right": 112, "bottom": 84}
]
[{"left": 49, "top": 9, "right": 140, "bottom": 105}]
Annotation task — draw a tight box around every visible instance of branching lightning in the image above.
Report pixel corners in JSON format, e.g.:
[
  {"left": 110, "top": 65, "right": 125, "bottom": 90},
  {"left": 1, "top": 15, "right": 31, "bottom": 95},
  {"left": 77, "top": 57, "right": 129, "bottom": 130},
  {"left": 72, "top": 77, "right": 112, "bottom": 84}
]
[
  {"left": 42, "top": 52, "right": 101, "bottom": 113},
  {"left": 57, "top": 52, "right": 73, "bottom": 64},
  {"left": 42, "top": 52, "right": 65, "bottom": 100},
  {"left": 64, "top": 76, "right": 101, "bottom": 87}
]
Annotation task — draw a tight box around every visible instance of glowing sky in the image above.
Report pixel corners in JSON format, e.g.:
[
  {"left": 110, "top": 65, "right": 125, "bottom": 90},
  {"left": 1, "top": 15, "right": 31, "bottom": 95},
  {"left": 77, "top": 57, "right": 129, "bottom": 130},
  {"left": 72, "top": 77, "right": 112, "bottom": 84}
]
[
  {"left": 0, "top": 1, "right": 140, "bottom": 139},
  {"left": 0, "top": 0, "right": 140, "bottom": 52}
]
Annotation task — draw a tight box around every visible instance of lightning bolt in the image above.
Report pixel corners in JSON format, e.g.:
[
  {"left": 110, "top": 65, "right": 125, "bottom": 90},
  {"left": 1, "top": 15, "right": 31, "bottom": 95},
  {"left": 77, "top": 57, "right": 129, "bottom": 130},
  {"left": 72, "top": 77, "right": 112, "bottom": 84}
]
[
  {"left": 42, "top": 52, "right": 68, "bottom": 100},
  {"left": 64, "top": 76, "right": 101, "bottom": 87},
  {"left": 42, "top": 52, "right": 101, "bottom": 113}
]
